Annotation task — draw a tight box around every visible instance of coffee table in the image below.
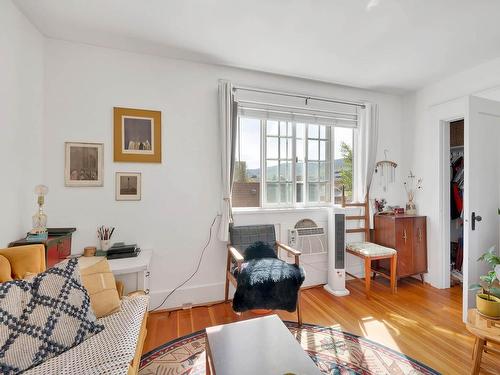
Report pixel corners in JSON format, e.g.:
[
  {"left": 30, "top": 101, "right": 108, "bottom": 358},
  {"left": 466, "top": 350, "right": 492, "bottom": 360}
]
[{"left": 205, "top": 314, "right": 321, "bottom": 375}]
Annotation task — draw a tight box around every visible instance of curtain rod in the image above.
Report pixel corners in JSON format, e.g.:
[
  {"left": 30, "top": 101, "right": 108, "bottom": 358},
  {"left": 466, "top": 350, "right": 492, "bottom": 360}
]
[
  {"left": 237, "top": 99, "right": 358, "bottom": 118},
  {"left": 233, "top": 85, "right": 366, "bottom": 109}
]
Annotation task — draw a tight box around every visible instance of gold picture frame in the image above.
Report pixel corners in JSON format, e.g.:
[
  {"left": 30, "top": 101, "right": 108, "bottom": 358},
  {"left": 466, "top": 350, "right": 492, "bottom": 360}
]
[{"left": 114, "top": 107, "right": 162, "bottom": 163}]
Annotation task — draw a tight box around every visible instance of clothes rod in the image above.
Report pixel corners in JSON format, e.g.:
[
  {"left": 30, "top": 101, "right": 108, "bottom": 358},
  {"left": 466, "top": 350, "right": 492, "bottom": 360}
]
[
  {"left": 233, "top": 85, "right": 366, "bottom": 109},
  {"left": 237, "top": 99, "right": 358, "bottom": 118},
  {"left": 238, "top": 106, "right": 358, "bottom": 123}
]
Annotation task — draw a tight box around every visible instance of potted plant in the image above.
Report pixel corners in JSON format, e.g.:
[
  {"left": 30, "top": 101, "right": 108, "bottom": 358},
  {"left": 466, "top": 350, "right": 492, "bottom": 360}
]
[{"left": 470, "top": 247, "right": 500, "bottom": 318}]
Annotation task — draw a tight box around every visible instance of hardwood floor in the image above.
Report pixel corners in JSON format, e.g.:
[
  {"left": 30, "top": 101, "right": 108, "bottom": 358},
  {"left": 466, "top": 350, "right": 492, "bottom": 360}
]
[{"left": 144, "top": 278, "right": 500, "bottom": 374}]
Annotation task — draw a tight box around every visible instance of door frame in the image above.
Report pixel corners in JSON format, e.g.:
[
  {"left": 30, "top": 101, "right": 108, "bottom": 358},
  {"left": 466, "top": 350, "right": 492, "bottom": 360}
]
[{"left": 431, "top": 97, "right": 467, "bottom": 294}]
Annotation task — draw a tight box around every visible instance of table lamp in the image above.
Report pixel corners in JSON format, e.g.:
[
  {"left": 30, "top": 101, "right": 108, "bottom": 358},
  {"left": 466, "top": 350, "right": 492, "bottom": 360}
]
[{"left": 32, "top": 184, "right": 48, "bottom": 234}]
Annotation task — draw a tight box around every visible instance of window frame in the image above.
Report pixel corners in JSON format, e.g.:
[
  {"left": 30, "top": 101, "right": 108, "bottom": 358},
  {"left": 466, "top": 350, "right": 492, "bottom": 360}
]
[{"left": 234, "top": 116, "right": 355, "bottom": 209}]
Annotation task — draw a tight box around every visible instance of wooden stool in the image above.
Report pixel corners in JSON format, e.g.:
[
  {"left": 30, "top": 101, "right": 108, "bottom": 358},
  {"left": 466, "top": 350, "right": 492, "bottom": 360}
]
[
  {"left": 346, "top": 242, "right": 397, "bottom": 297},
  {"left": 466, "top": 308, "right": 500, "bottom": 374}
]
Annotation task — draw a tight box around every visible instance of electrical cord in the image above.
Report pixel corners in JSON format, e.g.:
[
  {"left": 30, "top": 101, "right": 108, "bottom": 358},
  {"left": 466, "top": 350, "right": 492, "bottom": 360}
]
[{"left": 151, "top": 214, "right": 219, "bottom": 312}]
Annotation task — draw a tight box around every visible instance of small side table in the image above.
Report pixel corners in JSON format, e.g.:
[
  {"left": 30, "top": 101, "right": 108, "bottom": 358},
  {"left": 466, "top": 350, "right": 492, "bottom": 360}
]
[
  {"left": 466, "top": 308, "right": 500, "bottom": 374},
  {"left": 107, "top": 249, "right": 152, "bottom": 300}
]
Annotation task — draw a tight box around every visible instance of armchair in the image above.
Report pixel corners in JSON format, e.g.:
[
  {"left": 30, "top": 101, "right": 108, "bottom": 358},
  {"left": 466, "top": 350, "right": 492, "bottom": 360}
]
[{"left": 224, "top": 224, "right": 304, "bottom": 324}]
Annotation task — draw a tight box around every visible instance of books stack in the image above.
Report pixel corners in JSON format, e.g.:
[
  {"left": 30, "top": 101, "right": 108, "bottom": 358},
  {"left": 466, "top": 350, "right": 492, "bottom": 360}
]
[
  {"left": 25, "top": 232, "right": 48, "bottom": 242},
  {"left": 106, "top": 242, "right": 141, "bottom": 260}
]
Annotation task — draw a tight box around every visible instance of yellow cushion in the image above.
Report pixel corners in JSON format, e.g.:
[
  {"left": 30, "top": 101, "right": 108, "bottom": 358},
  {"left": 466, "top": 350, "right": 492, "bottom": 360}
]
[
  {"left": 80, "top": 257, "right": 121, "bottom": 318},
  {"left": 0, "top": 245, "right": 46, "bottom": 279},
  {"left": 0, "top": 255, "right": 13, "bottom": 282},
  {"left": 347, "top": 242, "right": 396, "bottom": 257}
]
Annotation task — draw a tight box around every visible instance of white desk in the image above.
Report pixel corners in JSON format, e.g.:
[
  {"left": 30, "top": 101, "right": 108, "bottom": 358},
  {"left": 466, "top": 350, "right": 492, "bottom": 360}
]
[{"left": 107, "top": 249, "right": 152, "bottom": 295}]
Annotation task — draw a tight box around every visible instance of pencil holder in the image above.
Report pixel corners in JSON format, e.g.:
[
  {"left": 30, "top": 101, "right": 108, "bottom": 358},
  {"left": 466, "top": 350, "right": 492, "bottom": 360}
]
[{"left": 100, "top": 239, "right": 111, "bottom": 251}]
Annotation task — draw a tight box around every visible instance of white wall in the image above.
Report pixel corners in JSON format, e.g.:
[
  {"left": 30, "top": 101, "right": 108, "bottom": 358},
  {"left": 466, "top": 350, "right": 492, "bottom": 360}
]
[
  {"left": 403, "top": 56, "right": 500, "bottom": 288},
  {"left": 0, "top": 0, "right": 44, "bottom": 246},
  {"left": 42, "top": 39, "right": 406, "bottom": 309}
]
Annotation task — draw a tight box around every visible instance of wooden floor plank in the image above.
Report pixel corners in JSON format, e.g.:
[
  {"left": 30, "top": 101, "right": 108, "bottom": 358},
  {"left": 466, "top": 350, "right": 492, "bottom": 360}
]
[{"left": 143, "top": 280, "right": 500, "bottom": 374}]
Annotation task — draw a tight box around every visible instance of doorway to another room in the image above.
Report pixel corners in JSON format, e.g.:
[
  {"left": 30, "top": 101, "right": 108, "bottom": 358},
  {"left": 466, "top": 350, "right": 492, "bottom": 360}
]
[{"left": 449, "top": 120, "right": 464, "bottom": 289}]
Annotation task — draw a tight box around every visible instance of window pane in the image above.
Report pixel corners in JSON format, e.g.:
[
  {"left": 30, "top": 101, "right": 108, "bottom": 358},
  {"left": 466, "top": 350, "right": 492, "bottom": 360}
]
[
  {"left": 309, "top": 124, "right": 319, "bottom": 138},
  {"left": 334, "top": 127, "right": 354, "bottom": 204},
  {"left": 319, "top": 140, "right": 327, "bottom": 160},
  {"left": 296, "top": 123, "right": 305, "bottom": 139},
  {"left": 296, "top": 139, "right": 304, "bottom": 160},
  {"left": 267, "top": 121, "right": 278, "bottom": 136},
  {"left": 308, "top": 183, "right": 319, "bottom": 202},
  {"left": 280, "top": 138, "right": 292, "bottom": 160},
  {"left": 308, "top": 140, "right": 319, "bottom": 160},
  {"left": 280, "top": 161, "right": 292, "bottom": 182},
  {"left": 319, "top": 125, "right": 326, "bottom": 139},
  {"left": 319, "top": 162, "right": 330, "bottom": 181},
  {"left": 266, "top": 183, "right": 279, "bottom": 203},
  {"left": 308, "top": 162, "right": 319, "bottom": 182},
  {"left": 319, "top": 183, "right": 327, "bottom": 201},
  {"left": 233, "top": 118, "right": 261, "bottom": 208},
  {"left": 296, "top": 183, "right": 304, "bottom": 203},
  {"left": 267, "top": 137, "right": 278, "bottom": 159},
  {"left": 279, "top": 121, "right": 288, "bottom": 136},
  {"left": 266, "top": 160, "right": 278, "bottom": 182},
  {"left": 296, "top": 161, "right": 304, "bottom": 182},
  {"left": 280, "top": 184, "right": 292, "bottom": 204}
]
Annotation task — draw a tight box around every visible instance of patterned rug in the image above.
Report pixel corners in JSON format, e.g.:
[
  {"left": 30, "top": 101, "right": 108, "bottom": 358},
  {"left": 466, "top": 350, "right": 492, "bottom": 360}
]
[{"left": 140, "top": 321, "right": 440, "bottom": 375}]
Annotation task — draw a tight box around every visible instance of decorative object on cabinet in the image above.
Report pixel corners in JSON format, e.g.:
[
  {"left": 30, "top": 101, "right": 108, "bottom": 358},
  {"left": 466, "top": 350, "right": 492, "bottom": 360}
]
[
  {"left": 403, "top": 170, "right": 422, "bottom": 215},
  {"left": 65, "top": 142, "right": 104, "bottom": 187},
  {"left": 9, "top": 228, "right": 76, "bottom": 268},
  {"left": 341, "top": 188, "right": 398, "bottom": 297},
  {"left": 373, "top": 214, "right": 427, "bottom": 282},
  {"left": 113, "top": 107, "right": 162, "bottom": 163},
  {"left": 31, "top": 184, "right": 49, "bottom": 234},
  {"left": 116, "top": 172, "right": 141, "bottom": 201},
  {"left": 97, "top": 225, "right": 115, "bottom": 251},
  {"left": 374, "top": 150, "right": 397, "bottom": 192}
]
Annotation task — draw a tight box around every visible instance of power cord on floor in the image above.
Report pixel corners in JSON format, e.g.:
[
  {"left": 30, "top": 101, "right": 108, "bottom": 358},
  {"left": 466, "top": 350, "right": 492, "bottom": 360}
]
[{"left": 151, "top": 214, "right": 219, "bottom": 312}]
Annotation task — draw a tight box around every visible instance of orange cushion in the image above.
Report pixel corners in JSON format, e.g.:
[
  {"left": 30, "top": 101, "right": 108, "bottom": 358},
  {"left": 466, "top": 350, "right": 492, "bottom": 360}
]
[
  {"left": 0, "top": 255, "right": 12, "bottom": 282},
  {"left": 0, "top": 245, "right": 45, "bottom": 279}
]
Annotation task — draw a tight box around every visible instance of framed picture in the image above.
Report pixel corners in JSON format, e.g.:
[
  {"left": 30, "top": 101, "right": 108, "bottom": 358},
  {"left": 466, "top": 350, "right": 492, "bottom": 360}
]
[
  {"left": 116, "top": 172, "right": 141, "bottom": 201},
  {"left": 65, "top": 142, "right": 104, "bottom": 187},
  {"left": 114, "top": 107, "right": 162, "bottom": 163}
]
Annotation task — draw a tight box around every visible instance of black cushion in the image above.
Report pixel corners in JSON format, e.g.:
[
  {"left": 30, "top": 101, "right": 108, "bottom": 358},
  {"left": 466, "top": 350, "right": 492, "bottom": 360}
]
[{"left": 243, "top": 241, "right": 277, "bottom": 261}]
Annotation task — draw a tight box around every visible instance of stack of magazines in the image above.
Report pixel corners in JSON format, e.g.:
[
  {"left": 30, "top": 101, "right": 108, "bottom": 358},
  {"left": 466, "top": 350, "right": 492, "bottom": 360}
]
[{"left": 106, "top": 242, "right": 141, "bottom": 260}]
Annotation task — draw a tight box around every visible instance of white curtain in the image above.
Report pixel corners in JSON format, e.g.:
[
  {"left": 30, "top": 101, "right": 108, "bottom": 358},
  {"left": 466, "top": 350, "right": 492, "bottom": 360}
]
[
  {"left": 354, "top": 103, "right": 379, "bottom": 226},
  {"left": 217, "top": 80, "right": 238, "bottom": 241}
]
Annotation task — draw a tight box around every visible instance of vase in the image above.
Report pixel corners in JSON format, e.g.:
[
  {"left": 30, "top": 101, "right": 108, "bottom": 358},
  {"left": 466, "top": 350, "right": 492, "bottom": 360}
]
[
  {"left": 406, "top": 200, "right": 417, "bottom": 215},
  {"left": 100, "top": 240, "right": 111, "bottom": 251}
]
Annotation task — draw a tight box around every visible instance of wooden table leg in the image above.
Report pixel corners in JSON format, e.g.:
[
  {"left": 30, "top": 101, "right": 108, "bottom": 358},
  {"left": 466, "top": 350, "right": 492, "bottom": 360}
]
[
  {"left": 364, "top": 257, "right": 371, "bottom": 298},
  {"left": 471, "top": 337, "right": 485, "bottom": 375},
  {"left": 390, "top": 253, "right": 397, "bottom": 293}
]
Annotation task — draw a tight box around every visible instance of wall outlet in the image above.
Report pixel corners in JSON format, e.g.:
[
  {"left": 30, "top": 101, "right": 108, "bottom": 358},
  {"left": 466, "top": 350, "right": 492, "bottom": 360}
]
[{"left": 182, "top": 302, "right": 193, "bottom": 310}]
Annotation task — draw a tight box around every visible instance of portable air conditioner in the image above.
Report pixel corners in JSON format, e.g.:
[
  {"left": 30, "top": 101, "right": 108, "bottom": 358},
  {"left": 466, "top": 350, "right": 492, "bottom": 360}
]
[
  {"left": 288, "top": 219, "right": 327, "bottom": 255},
  {"left": 324, "top": 208, "right": 350, "bottom": 297}
]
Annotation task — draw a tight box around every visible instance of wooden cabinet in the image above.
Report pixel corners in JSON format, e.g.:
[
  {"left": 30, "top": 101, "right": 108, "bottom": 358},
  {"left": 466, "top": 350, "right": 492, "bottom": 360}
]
[
  {"left": 9, "top": 228, "right": 76, "bottom": 268},
  {"left": 373, "top": 215, "right": 427, "bottom": 280}
]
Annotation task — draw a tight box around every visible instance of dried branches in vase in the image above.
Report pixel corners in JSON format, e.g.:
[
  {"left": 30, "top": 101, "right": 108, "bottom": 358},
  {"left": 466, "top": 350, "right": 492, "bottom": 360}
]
[{"left": 403, "top": 171, "right": 422, "bottom": 215}]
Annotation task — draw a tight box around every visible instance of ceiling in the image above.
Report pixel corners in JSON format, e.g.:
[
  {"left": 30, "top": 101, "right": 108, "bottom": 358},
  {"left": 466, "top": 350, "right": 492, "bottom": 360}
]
[{"left": 13, "top": 0, "right": 500, "bottom": 93}]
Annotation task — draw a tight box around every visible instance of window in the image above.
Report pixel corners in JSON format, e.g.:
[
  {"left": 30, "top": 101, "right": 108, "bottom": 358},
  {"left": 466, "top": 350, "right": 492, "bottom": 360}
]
[{"left": 233, "top": 117, "right": 354, "bottom": 208}]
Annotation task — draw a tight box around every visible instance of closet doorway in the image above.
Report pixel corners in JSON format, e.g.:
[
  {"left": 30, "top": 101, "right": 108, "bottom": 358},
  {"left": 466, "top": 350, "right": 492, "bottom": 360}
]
[{"left": 449, "top": 120, "right": 464, "bottom": 288}]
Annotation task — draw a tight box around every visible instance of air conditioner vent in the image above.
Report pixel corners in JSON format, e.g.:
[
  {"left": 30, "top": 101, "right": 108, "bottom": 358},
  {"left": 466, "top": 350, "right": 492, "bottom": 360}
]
[{"left": 288, "top": 218, "right": 327, "bottom": 255}]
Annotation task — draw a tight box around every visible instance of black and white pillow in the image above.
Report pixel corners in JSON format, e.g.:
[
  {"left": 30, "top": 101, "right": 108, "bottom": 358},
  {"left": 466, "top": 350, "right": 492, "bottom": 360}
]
[{"left": 0, "top": 258, "right": 104, "bottom": 374}]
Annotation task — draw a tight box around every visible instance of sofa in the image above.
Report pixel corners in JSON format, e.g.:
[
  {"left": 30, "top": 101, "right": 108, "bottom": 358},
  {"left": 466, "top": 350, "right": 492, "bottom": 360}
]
[{"left": 0, "top": 244, "right": 149, "bottom": 375}]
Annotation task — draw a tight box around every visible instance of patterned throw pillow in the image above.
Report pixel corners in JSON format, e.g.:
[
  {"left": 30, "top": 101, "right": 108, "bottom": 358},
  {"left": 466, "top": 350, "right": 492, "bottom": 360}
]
[{"left": 0, "top": 258, "right": 104, "bottom": 374}]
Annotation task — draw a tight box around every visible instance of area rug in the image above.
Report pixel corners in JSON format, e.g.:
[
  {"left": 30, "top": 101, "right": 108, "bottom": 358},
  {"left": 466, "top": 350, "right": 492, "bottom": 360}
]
[{"left": 139, "top": 321, "right": 440, "bottom": 375}]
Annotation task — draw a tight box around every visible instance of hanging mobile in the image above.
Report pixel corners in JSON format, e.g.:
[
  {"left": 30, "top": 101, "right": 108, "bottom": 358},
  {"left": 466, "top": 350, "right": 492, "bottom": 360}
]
[{"left": 375, "top": 149, "right": 398, "bottom": 192}]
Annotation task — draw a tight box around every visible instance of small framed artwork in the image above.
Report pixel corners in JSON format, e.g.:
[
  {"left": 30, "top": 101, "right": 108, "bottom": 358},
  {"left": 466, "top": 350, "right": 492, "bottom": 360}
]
[
  {"left": 116, "top": 172, "right": 141, "bottom": 201},
  {"left": 114, "top": 107, "right": 162, "bottom": 163},
  {"left": 65, "top": 142, "right": 104, "bottom": 187}
]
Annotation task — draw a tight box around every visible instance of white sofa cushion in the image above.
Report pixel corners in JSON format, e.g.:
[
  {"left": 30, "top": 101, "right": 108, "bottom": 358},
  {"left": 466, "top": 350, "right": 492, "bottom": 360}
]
[{"left": 24, "top": 295, "right": 149, "bottom": 375}]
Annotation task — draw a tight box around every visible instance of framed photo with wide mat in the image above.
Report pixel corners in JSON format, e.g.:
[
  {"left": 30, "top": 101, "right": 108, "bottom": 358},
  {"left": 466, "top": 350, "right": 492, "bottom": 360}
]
[
  {"left": 115, "top": 172, "right": 141, "bottom": 201},
  {"left": 113, "top": 107, "right": 161, "bottom": 163},
  {"left": 65, "top": 142, "right": 104, "bottom": 187}
]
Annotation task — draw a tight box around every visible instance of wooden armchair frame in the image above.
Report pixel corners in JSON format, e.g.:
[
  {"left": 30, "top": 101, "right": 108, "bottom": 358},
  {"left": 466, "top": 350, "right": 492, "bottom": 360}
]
[{"left": 224, "top": 241, "right": 302, "bottom": 325}]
